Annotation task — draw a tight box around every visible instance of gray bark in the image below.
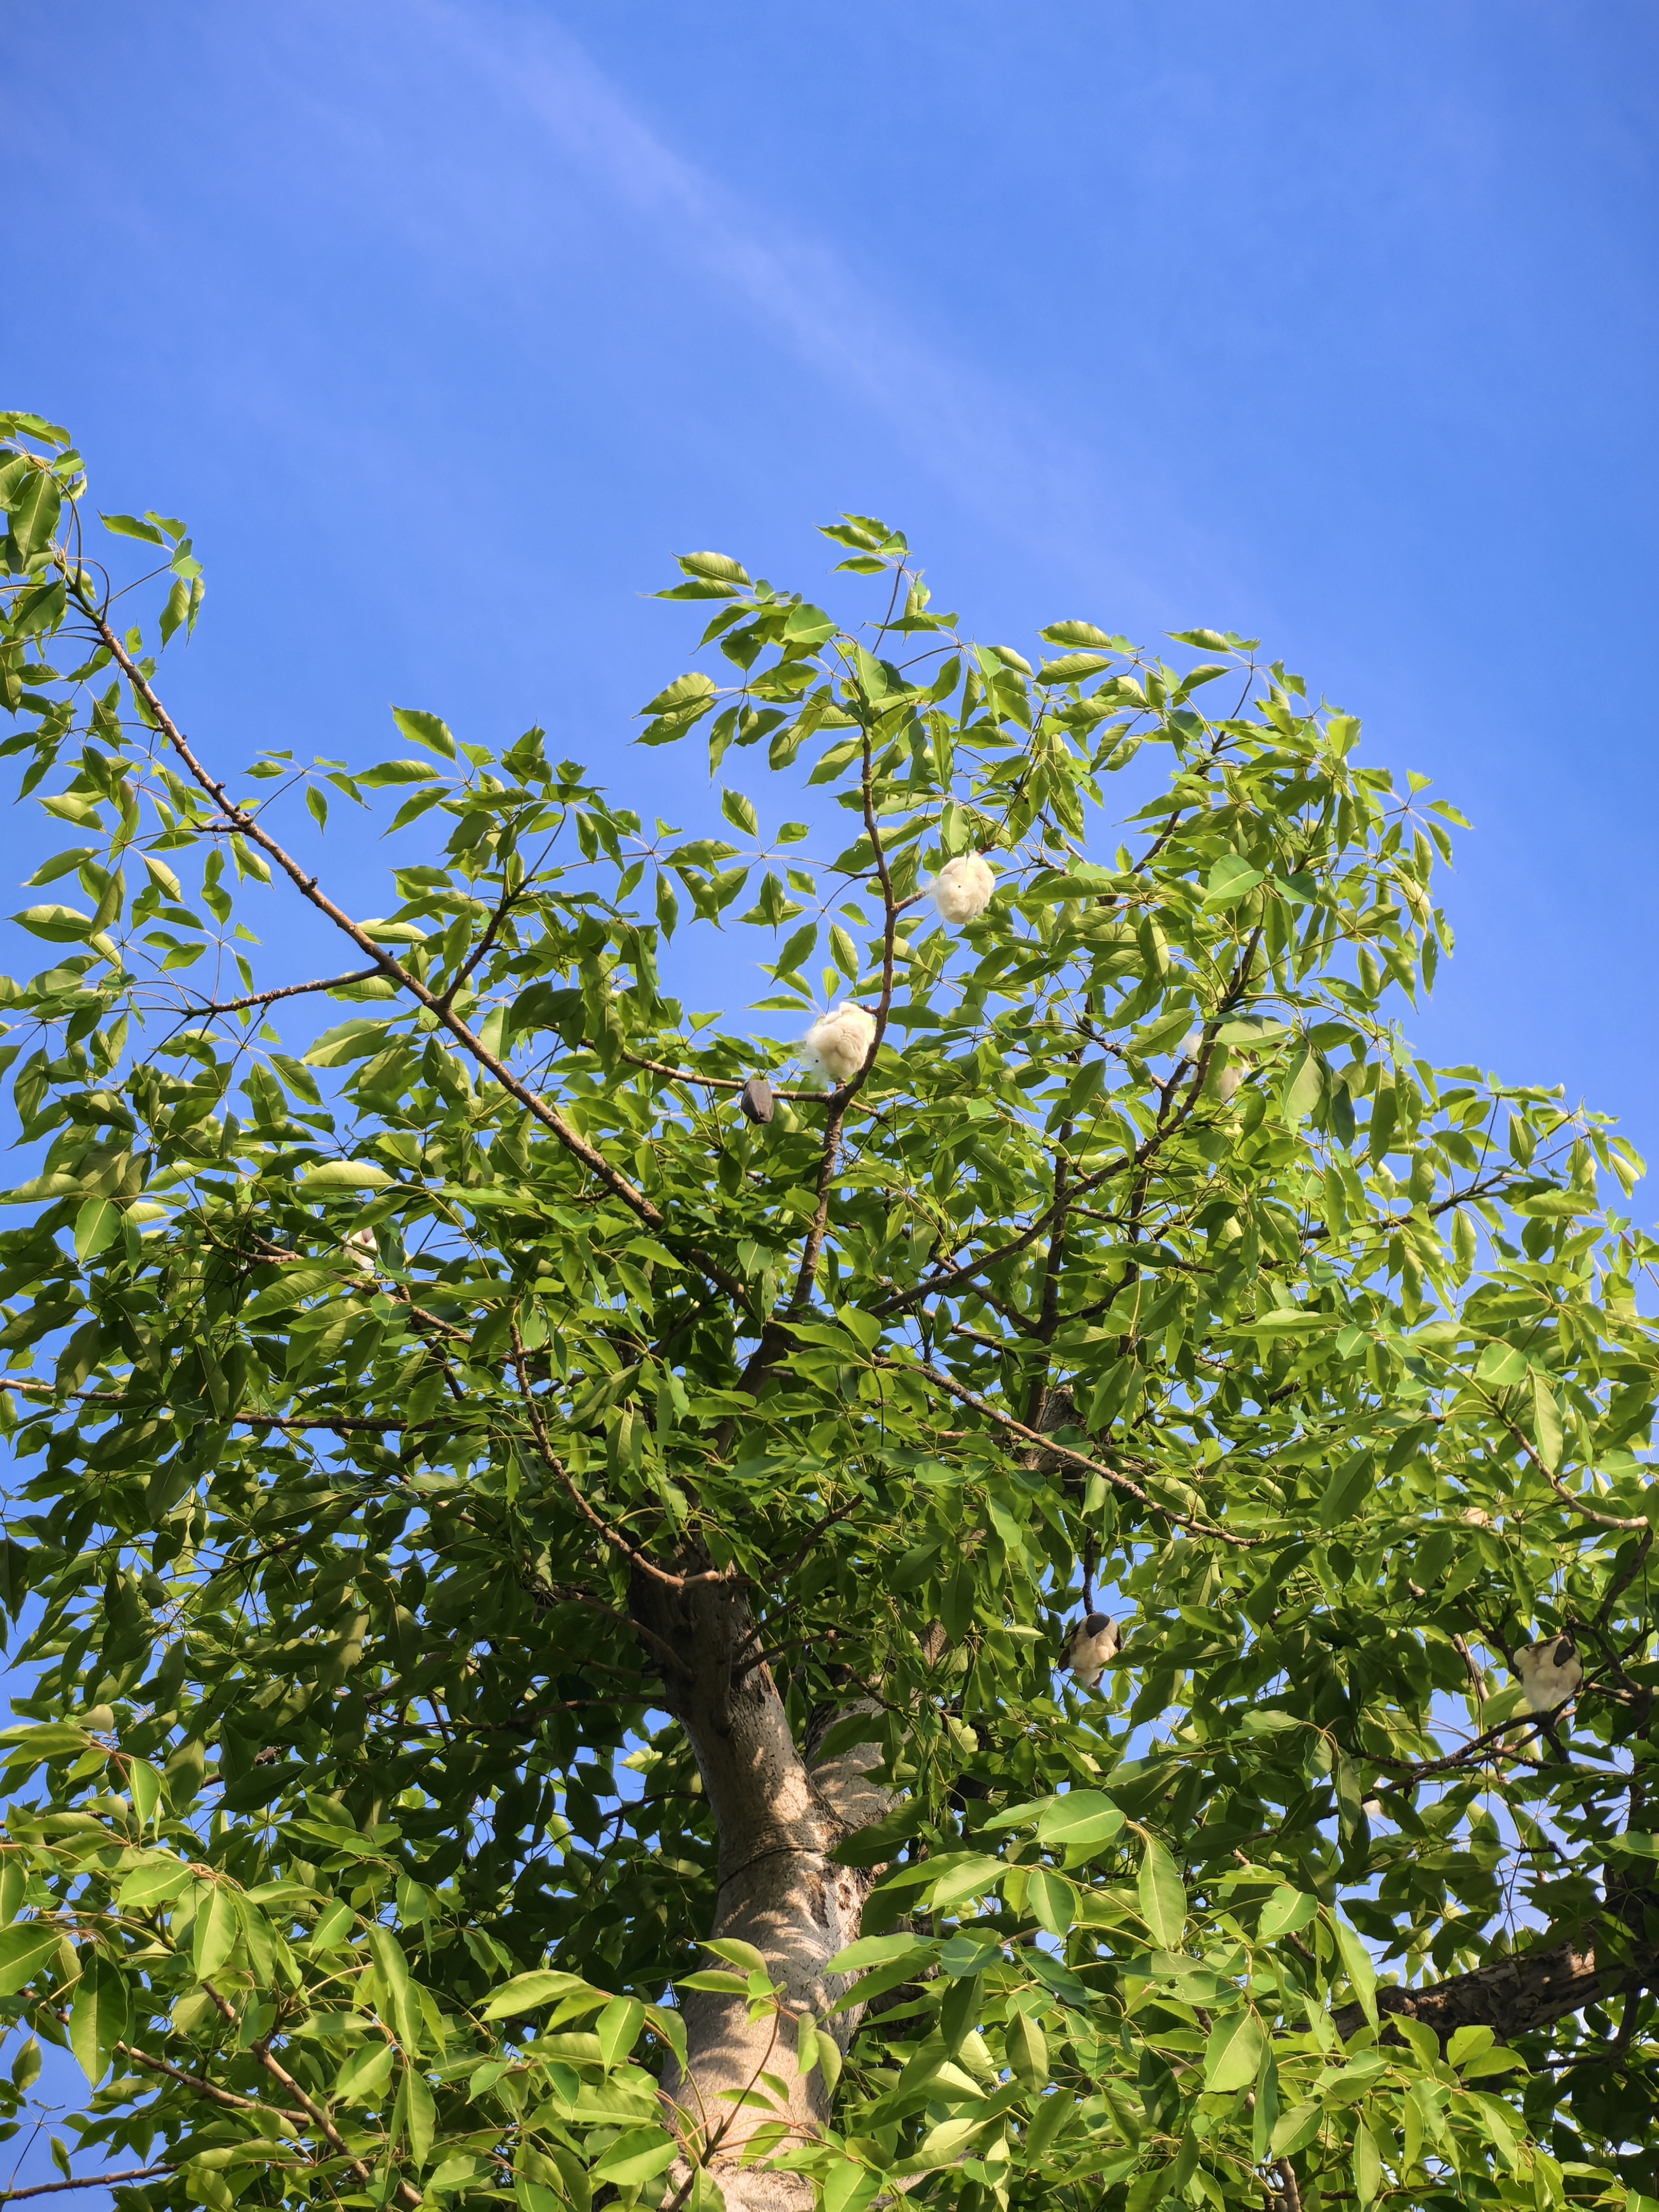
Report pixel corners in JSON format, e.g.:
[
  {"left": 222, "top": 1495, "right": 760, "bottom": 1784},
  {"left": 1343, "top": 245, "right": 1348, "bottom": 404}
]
[
  {"left": 632, "top": 1570, "right": 892, "bottom": 2209},
  {"left": 636, "top": 1560, "right": 1654, "bottom": 2204},
  {"left": 1333, "top": 1928, "right": 1659, "bottom": 2047}
]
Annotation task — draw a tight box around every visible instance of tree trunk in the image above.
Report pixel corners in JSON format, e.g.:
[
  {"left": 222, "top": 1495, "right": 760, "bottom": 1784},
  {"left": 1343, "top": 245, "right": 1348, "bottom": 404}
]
[{"left": 632, "top": 1571, "right": 892, "bottom": 2210}]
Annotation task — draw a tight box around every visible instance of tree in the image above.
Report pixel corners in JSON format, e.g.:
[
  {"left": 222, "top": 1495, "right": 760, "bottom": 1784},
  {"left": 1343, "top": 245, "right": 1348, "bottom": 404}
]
[{"left": 0, "top": 408, "right": 1654, "bottom": 2212}]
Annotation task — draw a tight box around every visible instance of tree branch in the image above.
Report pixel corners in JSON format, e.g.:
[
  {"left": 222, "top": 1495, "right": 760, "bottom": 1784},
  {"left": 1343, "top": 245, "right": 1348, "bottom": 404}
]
[
  {"left": 183, "top": 966, "right": 384, "bottom": 1015},
  {"left": 1332, "top": 1928, "right": 1659, "bottom": 2049},
  {"left": 0, "top": 2166, "right": 178, "bottom": 2203},
  {"left": 63, "top": 569, "right": 744, "bottom": 1307},
  {"left": 616, "top": 1049, "right": 817, "bottom": 1102},
  {"left": 112, "top": 2035, "right": 300, "bottom": 2122},
  {"left": 508, "top": 1328, "right": 734, "bottom": 1595},
  {"left": 0, "top": 1379, "right": 404, "bottom": 1432},
  {"left": 875, "top": 1354, "right": 1260, "bottom": 1548}
]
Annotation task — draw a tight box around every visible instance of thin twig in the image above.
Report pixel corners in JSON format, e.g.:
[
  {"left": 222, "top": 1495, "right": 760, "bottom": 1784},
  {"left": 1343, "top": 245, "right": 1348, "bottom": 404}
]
[
  {"left": 0, "top": 2166, "right": 178, "bottom": 2203},
  {"left": 195, "top": 1981, "right": 420, "bottom": 2212},
  {"left": 873, "top": 1354, "right": 1259, "bottom": 1548},
  {"left": 58, "top": 565, "right": 744, "bottom": 1306},
  {"left": 1483, "top": 1397, "right": 1648, "bottom": 1531},
  {"left": 112, "top": 2038, "right": 298, "bottom": 2121},
  {"left": 508, "top": 1327, "right": 734, "bottom": 1594},
  {"left": 617, "top": 1049, "right": 817, "bottom": 1102},
  {"left": 0, "top": 1379, "right": 405, "bottom": 1432},
  {"left": 183, "top": 966, "right": 384, "bottom": 1015}
]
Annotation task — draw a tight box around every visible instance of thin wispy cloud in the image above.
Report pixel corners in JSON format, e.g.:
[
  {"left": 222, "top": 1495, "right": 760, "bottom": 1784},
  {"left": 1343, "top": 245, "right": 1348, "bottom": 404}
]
[{"left": 404, "top": 1, "right": 1142, "bottom": 585}]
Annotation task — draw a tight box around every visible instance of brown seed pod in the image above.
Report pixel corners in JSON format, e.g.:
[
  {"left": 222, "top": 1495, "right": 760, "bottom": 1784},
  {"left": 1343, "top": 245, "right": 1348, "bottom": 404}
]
[{"left": 739, "top": 1075, "right": 774, "bottom": 1124}]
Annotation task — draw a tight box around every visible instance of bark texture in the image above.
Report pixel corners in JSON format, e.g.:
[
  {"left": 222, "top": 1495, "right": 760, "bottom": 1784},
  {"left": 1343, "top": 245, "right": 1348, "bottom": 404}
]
[
  {"left": 632, "top": 1570, "right": 891, "bottom": 2209},
  {"left": 636, "top": 1552, "right": 1658, "bottom": 2205},
  {"left": 1333, "top": 1928, "right": 1659, "bottom": 2047}
]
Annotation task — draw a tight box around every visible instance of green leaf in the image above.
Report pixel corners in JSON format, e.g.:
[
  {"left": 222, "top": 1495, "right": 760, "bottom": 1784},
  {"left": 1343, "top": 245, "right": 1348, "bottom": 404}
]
[
  {"left": 927, "top": 1854, "right": 1006, "bottom": 1916},
  {"left": 0, "top": 1923, "right": 65, "bottom": 1997},
  {"left": 356, "top": 758, "right": 442, "bottom": 788},
  {"left": 1270, "top": 2101, "right": 1323, "bottom": 2159},
  {"left": 1137, "top": 1839, "right": 1186, "bottom": 1949},
  {"left": 591, "top": 2128, "right": 678, "bottom": 2188},
  {"left": 127, "top": 1759, "right": 163, "bottom": 1831},
  {"left": 1606, "top": 1831, "right": 1659, "bottom": 1859},
  {"left": 1203, "top": 2008, "right": 1264, "bottom": 2093},
  {"left": 1353, "top": 2115, "right": 1381, "bottom": 2203},
  {"left": 1532, "top": 1368, "right": 1564, "bottom": 1472},
  {"left": 1128, "top": 1006, "right": 1196, "bottom": 1060},
  {"left": 100, "top": 511, "right": 166, "bottom": 545},
  {"left": 398, "top": 2063, "right": 436, "bottom": 2164},
  {"left": 721, "top": 787, "right": 759, "bottom": 837},
  {"left": 117, "top": 1858, "right": 192, "bottom": 1909},
  {"left": 69, "top": 1956, "right": 129, "bottom": 2086},
  {"left": 1330, "top": 1912, "right": 1377, "bottom": 2028},
  {"left": 0, "top": 1723, "right": 93, "bottom": 1758},
  {"left": 1037, "top": 653, "right": 1112, "bottom": 685},
  {"left": 826, "top": 1934, "right": 934, "bottom": 1977},
  {"left": 11, "top": 470, "right": 62, "bottom": 560},
  {"left": 1479, "top": 1681, "right": 1528, "bottom": 1728},
  {"left": 1026, "top": 1866, "right": 1076, "bottom": 1938},
  {"left": 335, "top": 2039, "right": 395, "bottom": 2103},
  {"left": 704, "top": 1937, "right": 771, "bottom": 1975},
  {"left": 390, "top": 707, "right": 457, "bottom": 760},
  {"left": 295, "top": 1160, "right": 395, "bottom": 1192},
  {"left": 1318, "top": 1449, "right": 1374, "bottom": 1529},
  {"left": 1256, "top": 1887, "right": 1317, "bottom": 1941},
  {"left": 595, "top": 1993, "right": 645, "bottom": 2067},
  {"left": 1475, "top": 1340, "right": 1529, "bottom": 1387},
  {"left": 1512, "top": 1188, "right": 1599, "bottom": 1219},
  {"left": 641, "top": 672, "right": 718, "bottom": 718},
  {"left": 12, "top": 905, "right": 93, "bottom": 942},
  {"left": 481, "top": 1970, "right": 599, "bottom": 2020},
  {"left": 822, "top": 2156, "right": 879, "bottom": 2212},
  {"left": 192, "top": 1884, "right": 240, "bottom": 1979},
  {"left": 1034, "top": 1790, "right": 1123, "bottom": 1857},
  {"left": 1006, "top": 2008, "right": 1048, "bottom": 2089},
  {"left": 73, "top": 1199, "right": 120, "bottom": 1263},
  {"left": 679, "top": 551, "right": 750, "bottom": 586},
  {"left": 1203, "top": 854, "right": 1264, "bottom": 908}
]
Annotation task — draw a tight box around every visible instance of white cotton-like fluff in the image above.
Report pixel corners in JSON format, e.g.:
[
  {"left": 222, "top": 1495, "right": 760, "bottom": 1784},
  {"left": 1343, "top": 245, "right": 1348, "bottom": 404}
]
[
  {"left": 800, "top": 1002, "right": 877, "bottom": 1087},
  {"left": 931, "top": 852, "right": 996, "bottom": 925},
  {"left": 1181, "top": 1026, "right": 1245, "bottom": 1098},
  {"left": 1063, "top": 1612, "right": 1120, "bottom": 1691},
  {"left": 345, "top": 1227, "right": 378, "bottom": 1276},
  {"left": 1516, "top": 1634, "right": 1583, "bottom": 1714}
]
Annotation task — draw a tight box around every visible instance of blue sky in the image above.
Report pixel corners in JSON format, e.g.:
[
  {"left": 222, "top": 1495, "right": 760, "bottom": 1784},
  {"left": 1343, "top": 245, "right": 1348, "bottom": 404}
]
[
  {"left": 1, "top": 6, "right": 1656, "bottom": 2189},
  {"left": 5, "top": 1, "right": 1657, "bottom": 1161}
]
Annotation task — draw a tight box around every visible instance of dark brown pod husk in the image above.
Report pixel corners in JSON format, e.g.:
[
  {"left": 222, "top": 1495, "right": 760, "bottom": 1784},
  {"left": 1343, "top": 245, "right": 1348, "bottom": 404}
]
[{"left": 739, "top": 1075, "right": 774, "bottom": 1124}]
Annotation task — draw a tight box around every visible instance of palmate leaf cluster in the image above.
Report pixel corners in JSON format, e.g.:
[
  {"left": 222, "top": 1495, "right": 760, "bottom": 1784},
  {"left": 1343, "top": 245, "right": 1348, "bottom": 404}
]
[{"left": 0, "top": 415, "right": 1656, "bottom": 2211}]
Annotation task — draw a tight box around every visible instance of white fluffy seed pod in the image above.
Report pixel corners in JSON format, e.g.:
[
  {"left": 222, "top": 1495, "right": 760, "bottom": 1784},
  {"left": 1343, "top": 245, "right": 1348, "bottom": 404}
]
[
  {"left": 1516, "top": 1634, "right": 1582, "bottom": 1713},
  {"left": 1062, "top": 1611, "right": 1120, "bottom": 1690},
  {"left": 344, "top": 1227, "right": 377, "bottom": 1276},
  {"left": 1461, "top": 1506, "right": 1492, "bottom": 1527},
  {"left": 1178, "top": 1028, "right": 1247, "bottom": 1100},
  {"left": 800, "top": 1002, "right": 877, "bottom": 1087},
  {"left": 931, "top": 852, "right": 995, "bottom": 925}
]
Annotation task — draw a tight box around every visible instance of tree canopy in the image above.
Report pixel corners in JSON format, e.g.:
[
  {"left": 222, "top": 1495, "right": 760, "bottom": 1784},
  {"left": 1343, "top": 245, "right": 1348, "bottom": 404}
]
[{"left": 1, "top": 409, "right": 1657, "bottom": 2212}]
